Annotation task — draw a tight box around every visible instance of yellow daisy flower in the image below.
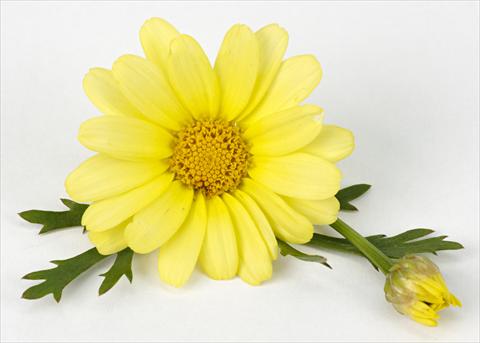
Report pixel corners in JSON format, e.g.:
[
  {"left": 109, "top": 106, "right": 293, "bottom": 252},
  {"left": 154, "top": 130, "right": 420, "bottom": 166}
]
[{"left": 65, "top": 18, "right": 355, "bottom": 287}]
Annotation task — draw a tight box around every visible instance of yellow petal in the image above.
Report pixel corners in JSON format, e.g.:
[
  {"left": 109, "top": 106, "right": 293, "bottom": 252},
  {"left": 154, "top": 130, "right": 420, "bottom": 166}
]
[
  {"left": 125, "top": 181, "right": 194, "bottom": 254},
  {"left": 112, "top": 55, "right": 191, "bottom": 130},
  {"left": 244, "top": 55, "right": 322, "bottom": 125},
  {"left": 301, "top": 125, "right": 355, "bottom": 162},
  {"left": 88, "top": 220, "right": 129, "bottom": 255},
  {"left": 198, "top": 196, "right": 238, "bottom": 280},
  {"left": 82, "top": 173, "right": 173, "bottom": 232},
  {"left": 214, "top": 24, "right": 258, "bottom": 120},
  {"left": 449, "top": 293, "right": 462, "bottom": 307},
  {"left": 167, "top": 34, "right": 220, "bottom": 120},
  {"left": 157, "top": 193, "right": 207, "bottom": 287},
  {"left": 233, "top": 190, "right": 278, "bottom": 260},
  {"left": 283, "top": 196, "right": 339, "bottom": 225},
  {"left": 243, "top": 105, "right": 321, "bottom": 139},
  {"left": 239, "top": 24, "right": 288, "bottom": 119},
  {"left": 140, "top": 18, "right": 180, "bottom": 71},
  {"left": 248, "top": 153, "right": 341, "bottom": 200},
  {"left": 65, "top": 154, "right": 168, "bottom": 202},
  {"left": 244, "top": 105, "right": 323, "bottom": 156},
  {"left": 78, "top": 116, "right": 173, "bottom": 161},
  {"left": 240, "top": 178, "right": 313, "bottom": 244},
  {"left": 222, "top": 193, "right": 272, "bottom": 285},
  {"left": 83, "top": 68, "right": 143, "bottom": 118}
]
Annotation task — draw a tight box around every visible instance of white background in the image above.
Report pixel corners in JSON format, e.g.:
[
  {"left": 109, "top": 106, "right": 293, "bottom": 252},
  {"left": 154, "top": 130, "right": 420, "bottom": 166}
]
[{"left": 1, "top": 1, "right": 479, "bottom": 342}]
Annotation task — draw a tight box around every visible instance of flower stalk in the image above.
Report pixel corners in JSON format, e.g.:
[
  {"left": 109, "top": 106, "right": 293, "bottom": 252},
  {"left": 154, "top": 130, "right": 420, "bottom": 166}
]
[
  {"left": 330, "top": 217, "right": 461, "bottom": 326},
  {"left": 330, "top": 218, "right": 394, "bottom": 274}
]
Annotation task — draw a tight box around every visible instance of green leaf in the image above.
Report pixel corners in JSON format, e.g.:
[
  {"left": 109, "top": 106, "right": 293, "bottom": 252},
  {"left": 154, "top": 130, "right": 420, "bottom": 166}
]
[
  {"left": 278, "top": 240, "right": 331, "bottom": 269},
  {"left": 18, "top": 199, "right": 88, "bottom": 234},
  {"left": 20, "top": 199, "right": 136, "bottom": 301},
  {"left": 99, "top": 248, "right": 134, "bottom": 296},
  {"left": 307, "top": 229, "right": 463, "bottom": 262},
  {"left": 22, "top": 248, "right": 109, "bottom": 302},
  {"left": 335, "top": 184, "right": 371, "bottom": 211}
]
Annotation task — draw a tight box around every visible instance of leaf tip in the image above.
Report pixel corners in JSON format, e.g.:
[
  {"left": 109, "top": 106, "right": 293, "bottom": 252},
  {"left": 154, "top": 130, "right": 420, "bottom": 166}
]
[
  {"left": 38, "top": 226, "right": 50, "bottom": 235},
  {"left": 339, "top": 203, "right": 358, "bottom": 211},
  {"left": 98, "top": 282, "right": 110, "bottom": 296},
  {"left": 21, "top": 287, "right": 41, "bottom": 300},
  {"left": 60, "top": 198, "right": 75, "bottom": 209},
  {"left": 18, "top": 210, "right": 33, "bottom": 222},
  {"left": 53, "top": 291, "right": 62, "bottom": 303},
  {"left": 126, "top": 271, "right": 133, "bottom": 283},
  {"left": 448, "top": 241, "right": 464, "bottom": 250}
]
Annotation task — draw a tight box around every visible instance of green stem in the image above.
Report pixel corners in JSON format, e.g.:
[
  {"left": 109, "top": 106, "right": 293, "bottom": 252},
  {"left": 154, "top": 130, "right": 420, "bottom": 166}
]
[{"left": 330, "top": 218, "right": 394, "bottom": 274}]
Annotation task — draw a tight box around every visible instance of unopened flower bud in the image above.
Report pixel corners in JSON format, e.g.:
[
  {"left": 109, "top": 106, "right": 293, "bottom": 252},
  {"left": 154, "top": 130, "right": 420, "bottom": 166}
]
[{"left": 384, "top": 255, "right": 461, "bottom": 326}]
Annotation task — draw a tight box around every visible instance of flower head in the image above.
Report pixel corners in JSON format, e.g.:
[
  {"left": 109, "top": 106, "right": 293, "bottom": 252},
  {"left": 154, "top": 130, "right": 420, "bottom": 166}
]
[
  {"left": 384, "top": 255, "right": 461, "bottom": 326},
  {"left": 65, "top": 18, "right": 355, "bottom": 287}
]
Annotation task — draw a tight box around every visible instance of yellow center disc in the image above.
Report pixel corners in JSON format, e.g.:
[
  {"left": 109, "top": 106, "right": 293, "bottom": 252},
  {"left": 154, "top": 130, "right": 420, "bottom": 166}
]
[{"left": 170, "top": 120, "right": 250, "bottom": 197}]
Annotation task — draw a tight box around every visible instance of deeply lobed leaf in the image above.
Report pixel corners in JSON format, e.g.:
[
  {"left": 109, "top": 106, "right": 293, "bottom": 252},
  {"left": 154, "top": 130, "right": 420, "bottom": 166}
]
[
  {"left": 22, "top": 248, "right": 109, "bottom": 302},
  {"left": 18, "top": 199, "right": 88, "bottom": 234},
  {"left": 308, "top": 228, "right": 463, "bottom": 263},
  {"left": 99, "top": 248, "right": 134, "bottom": 296},
  {"left": 335, "top": 184, "right": 371, "bottom": 211},
  {"left": 20, "top": 199, "right": 135, "bottom": 301},
  {"left": 278, "top": 240, "right": 331, "bottom": 269}
]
